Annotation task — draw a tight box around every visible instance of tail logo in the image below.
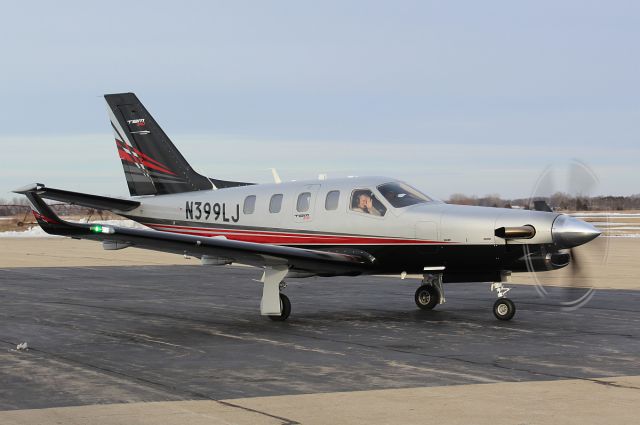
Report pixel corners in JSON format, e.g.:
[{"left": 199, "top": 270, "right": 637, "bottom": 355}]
[{"left": 127, "top": 118, "right": 146, "bottom": 127}]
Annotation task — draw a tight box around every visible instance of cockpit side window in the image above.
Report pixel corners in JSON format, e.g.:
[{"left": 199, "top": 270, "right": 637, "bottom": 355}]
[
  {"left": 350, "top": 189, "right": 386, "bottom": 217},
  {"left": 377, "top": 182, "right": 432, "bottom": 208}
]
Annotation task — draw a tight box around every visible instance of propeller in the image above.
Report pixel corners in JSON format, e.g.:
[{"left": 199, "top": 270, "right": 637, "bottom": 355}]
[{"left": 524, "top": 160, "right": 610, "bottom": 310}]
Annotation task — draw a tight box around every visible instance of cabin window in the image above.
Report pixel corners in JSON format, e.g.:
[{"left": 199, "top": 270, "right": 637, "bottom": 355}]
[
  {"left": 269, "top": 194, "right": 283, "bottom": 213},
  {"left": 297, "top": 192, "right": 311, "bottom": 212},
  {"left": 325, "top": 190, "right": 340, "bottom": 210},
  {"left": 243, "top": 195, "right": 256, "bottom": 214},
  {"left": 350, "top": 189, "right": 387, "bottom": 217}
]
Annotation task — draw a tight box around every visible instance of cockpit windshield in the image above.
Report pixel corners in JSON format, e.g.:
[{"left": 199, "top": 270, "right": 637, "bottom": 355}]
[{"left": 377, "top": 182, "right": 432, "bottom": 208}]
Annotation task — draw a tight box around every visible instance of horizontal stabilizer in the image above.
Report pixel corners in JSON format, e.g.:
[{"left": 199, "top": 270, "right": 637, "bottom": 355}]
[{"left": 13, "top": 183, "right": 140, "bottom": 212}]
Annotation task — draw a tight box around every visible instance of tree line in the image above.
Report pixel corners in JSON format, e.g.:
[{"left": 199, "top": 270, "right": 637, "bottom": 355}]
[
  {"left": 0, "top": 197, "right": 100, "bottom": 217},
  {"left": 447, "top": 193, "right": 640, "bottom": 211}
]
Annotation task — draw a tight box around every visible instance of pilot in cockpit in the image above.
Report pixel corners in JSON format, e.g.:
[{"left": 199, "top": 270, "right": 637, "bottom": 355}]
[{"left": 353, "top": 192, "right": 383, "bottom": 216}]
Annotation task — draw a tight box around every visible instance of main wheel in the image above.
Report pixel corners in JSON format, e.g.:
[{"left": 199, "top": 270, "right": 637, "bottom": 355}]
[
  {"left": 268, "top": 293, "right": 291, "bottom": 321},
  {"left": 414, "top": 285, "right": 440, "bottom": 310},
  {"left": 493, "top": 298, "right": 516, "bottom": 321}
]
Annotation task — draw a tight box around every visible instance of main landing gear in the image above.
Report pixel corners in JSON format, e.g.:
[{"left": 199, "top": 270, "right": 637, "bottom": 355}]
[
  {"left": 490, "top": 271, "right": 516, "bottom": 321},
  {"left": 268, "top": 293, "right": 291, "bottom": 322},
  {"left": 415, "top": 269, "right": 445, "bottom": 310},
  {"left": 414, "top": 285, "right": 439, "bottom": 310},
  {"left": 260, "top": 265, "right": 292, "bottom": 321}
]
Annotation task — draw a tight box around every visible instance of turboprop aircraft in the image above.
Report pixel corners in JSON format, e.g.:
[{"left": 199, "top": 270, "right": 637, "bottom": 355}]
[{"left": 15, "top": 93, "right": 602, "bottom": 321}]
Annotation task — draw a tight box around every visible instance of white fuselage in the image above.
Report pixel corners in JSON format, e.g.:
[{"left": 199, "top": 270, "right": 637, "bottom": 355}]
[
  {"left": 114, "top": 174, "right": 561, "bottom": 281},
  {"left": 121, "top": 176, "right": 558, "bottom": 247}
]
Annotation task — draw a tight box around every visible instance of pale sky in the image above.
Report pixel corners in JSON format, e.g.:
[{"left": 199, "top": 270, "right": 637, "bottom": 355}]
[{"left": 1, "top": 0, "right": 638, "bottom": 201}]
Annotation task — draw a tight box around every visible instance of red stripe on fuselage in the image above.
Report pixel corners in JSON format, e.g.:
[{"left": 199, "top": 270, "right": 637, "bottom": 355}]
[{"left": 143, "top": 222, "right": 451, "bottom": 245}]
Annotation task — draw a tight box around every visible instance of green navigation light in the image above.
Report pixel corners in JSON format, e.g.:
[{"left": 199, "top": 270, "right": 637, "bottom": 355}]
[{"left": 89, "top": 224, "right": 114, "bottom": 234}]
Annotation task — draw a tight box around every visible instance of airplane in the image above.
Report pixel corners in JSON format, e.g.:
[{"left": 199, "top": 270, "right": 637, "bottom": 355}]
[{"left": 14, "top": 92, "right": 602, "bottom": 322}]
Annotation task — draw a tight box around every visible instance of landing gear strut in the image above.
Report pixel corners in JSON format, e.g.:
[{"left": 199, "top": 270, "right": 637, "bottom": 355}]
[{"left": 491, "top": 271, "right": 516, "bottom": 321}]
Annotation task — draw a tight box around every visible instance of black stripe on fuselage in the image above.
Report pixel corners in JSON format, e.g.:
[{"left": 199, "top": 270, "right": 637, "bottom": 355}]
[{"left": 292, "top": 243, "right": 529, "bottom": 277}]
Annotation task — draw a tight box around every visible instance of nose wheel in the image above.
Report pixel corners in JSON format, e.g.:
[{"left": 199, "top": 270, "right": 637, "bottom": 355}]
[
  {"left": 493, "top": 298, "right": 516, "bottom": 321},
  {"left": 490, "top": 273, "right": 516, "bottom": 321}
]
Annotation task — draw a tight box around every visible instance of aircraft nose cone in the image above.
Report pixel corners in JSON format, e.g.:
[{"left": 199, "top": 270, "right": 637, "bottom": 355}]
[{"left": 552, "top": 215, "right": 601, "bottom": 248}]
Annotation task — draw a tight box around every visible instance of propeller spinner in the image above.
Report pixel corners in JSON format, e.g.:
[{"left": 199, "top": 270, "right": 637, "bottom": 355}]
[{"left": 551, "top": 214, "right": 601, "bottom": 248}]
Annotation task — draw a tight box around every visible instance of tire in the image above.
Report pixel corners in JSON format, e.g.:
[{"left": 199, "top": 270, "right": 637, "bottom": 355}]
[
  {"left": 414, "top": 285, "right": 440, "bottom": 310},
  {"left": 268, "top": 293, "right": 291, "bottom": 321},
  {"left": 493, "top": 298, "right": 516, "bottom": 321}
]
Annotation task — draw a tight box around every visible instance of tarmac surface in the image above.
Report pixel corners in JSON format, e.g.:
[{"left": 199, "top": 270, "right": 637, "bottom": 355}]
[{"left": 1, "top": 264, "right": 639, "bottom": 417}]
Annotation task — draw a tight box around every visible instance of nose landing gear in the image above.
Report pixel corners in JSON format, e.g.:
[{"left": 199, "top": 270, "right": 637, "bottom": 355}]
[
  {"left": 493, "top": 297, "right": 516, "bottom": 320},
  {"left": 491, "top": 271, "right": 516, "bottom": 321}
]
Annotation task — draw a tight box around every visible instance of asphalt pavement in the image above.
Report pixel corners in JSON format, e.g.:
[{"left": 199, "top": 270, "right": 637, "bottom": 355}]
[{"left": 1, "top": 265, "right": 639, "bottom": 411}]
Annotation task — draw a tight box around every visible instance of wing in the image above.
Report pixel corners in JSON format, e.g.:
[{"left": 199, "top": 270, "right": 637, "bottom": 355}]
[{"left": 18, "top": 189, "right": 374, "bottom": 276}]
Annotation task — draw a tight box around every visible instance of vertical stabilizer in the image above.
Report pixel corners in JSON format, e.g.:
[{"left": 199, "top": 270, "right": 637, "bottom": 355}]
[{"left": 105, "top": 92, "right": 214, "bottom": 196}]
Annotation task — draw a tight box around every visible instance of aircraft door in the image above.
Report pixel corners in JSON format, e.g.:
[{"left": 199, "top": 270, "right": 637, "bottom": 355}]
[
  {"left": 293, "top": 184, "right": 321, "bottom": 223},
  {"left": 413, "top": 220, "right": 442, "bottom": 264},
  {"left": 415, "top": 221, "right": 438, "bottom": 241}
]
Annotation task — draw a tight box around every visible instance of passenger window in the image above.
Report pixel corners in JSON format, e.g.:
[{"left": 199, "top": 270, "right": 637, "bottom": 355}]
[
  {"left": 350, "top": 189, "right": 386, "bottom": 217},
  {"left": 243, "top": 195, "right": 256, "bottom": 214},
  {"left": 269, "top": 194, "right": 283, "bottom": 213},
  {"left": 325, "top": 190, "right": 340, "bottom": 210},
  {"left": 297, "top": 192, "right": 311, "bottom": 212}
]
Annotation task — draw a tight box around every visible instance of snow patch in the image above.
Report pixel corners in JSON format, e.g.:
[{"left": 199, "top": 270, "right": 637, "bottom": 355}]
[
  {"left": 0, "top": 226, "right": 59, "bottom": 238},
  {"left": 571, "top": 213, "right": 640, "bottom": 218}
]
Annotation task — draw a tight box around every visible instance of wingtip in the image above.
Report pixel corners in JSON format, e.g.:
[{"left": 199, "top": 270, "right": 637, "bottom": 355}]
[{"left": 104, "top": 91, "right": 136, "bottom": 99}]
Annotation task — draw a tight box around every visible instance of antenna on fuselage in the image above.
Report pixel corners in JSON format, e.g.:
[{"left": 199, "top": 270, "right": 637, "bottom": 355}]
[{"left": 270, "top": 168, "right": 282, "bottom": 184}]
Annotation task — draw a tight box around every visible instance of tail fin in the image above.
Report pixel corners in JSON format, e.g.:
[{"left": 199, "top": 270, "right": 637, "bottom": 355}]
[{"left": 105, "top": 92, "right": 214, "bottom": 196}]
